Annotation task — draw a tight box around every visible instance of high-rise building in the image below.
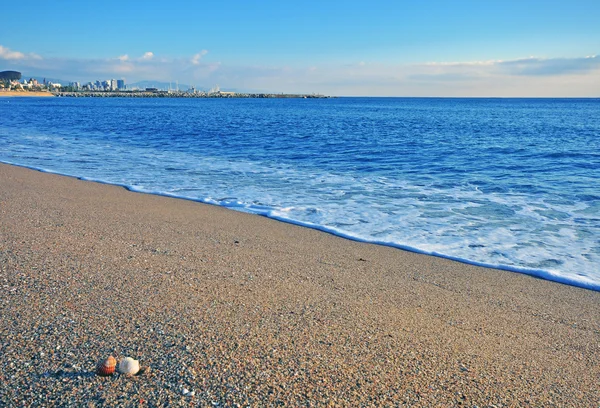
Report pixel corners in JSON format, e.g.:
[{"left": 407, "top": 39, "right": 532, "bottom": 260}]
[{"left": 117, "top": 79, "right": 125, "bottom": 90}]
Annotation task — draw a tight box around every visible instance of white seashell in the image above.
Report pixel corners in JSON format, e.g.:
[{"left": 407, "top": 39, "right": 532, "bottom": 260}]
[
  {"left": 182, "top": 388, "right": 195, "bottom": 397},
  {"left": 117, "top": 357, "right": 140, "bottom": 375}
]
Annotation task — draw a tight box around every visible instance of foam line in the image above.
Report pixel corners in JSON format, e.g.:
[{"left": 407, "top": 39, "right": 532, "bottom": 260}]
[{"left": 3, "top": 160, "right": 598, "bottom": 293}]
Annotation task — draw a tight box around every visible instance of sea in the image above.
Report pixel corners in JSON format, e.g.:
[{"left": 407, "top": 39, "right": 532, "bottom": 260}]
[{"left": 1, "top": 97, "right": 599, "bottom": 291}]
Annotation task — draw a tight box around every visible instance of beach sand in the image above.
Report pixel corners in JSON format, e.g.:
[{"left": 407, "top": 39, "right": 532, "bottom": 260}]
[
  {"left": 0, "top": 90, "right": 54, "bottom": 97},
  {"left": 1, "top": 163, "right": 598, "bottom": 406}
]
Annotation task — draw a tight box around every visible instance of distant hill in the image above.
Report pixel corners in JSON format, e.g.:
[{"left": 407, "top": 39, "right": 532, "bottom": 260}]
[{"left": 0, "top": 71, "right": 22, "bottom": 81}]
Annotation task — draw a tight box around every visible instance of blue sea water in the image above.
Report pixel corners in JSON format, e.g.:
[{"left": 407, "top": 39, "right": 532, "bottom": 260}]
[{"left": 1, "top": 97, "right": 599, "bottom": 291}]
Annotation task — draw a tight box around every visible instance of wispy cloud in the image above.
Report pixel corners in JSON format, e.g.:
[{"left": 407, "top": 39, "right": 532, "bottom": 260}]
[
  {"left": 264, "top": 55, "right": 600, "bottom": 96},
  {"left": 0, "top": 48, "right": 221, "bottom": 86},
  {"left": 2, "top": 45, "right": 598, "bottom": 96},
  {"left": 497, "top": 55, "right": 600, "bottom": 76},
  {"left": 419, "top": 55, "right": 600, "bottom": 77},
  {"left": 424, "top": 60, "right": 500, "bottom": 67},
  {"left": 0, "top": 45, "right": 42, "bottom": 61},
  {"left": 191, "top": 50, "right": 208, "bottom": 65}
]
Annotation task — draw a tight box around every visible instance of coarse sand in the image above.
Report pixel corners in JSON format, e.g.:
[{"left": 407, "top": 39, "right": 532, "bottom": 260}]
[{"left": 1, "top": 163, "right": 599, "bottom": 406}]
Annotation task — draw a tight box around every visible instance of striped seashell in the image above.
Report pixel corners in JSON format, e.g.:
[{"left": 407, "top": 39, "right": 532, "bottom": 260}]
[
  {"left": 96, "top": 356, "right": 116, "bottom": 376},
  {"left": 117, "top": 357, "right": 140, "bottom": 376}
]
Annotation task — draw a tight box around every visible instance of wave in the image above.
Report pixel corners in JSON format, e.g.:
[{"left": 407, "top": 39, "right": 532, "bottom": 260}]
[{"left": 3, "top": 160, "right": 599, "bottom": 293}]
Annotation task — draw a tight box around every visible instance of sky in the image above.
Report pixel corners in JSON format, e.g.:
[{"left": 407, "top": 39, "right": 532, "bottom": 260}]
[{"left": 1, "top": 0, "right": 599, "bottom": 96}]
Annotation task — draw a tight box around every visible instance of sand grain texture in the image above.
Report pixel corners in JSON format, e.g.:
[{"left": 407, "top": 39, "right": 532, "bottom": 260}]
[{"left": 1, "top": 163, "right": 599, "bottom": 406}]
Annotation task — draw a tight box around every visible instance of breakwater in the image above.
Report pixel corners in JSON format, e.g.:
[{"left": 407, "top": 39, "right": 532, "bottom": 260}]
[{"left": 52, "top": 90, "right": 331, "bottom": 98}]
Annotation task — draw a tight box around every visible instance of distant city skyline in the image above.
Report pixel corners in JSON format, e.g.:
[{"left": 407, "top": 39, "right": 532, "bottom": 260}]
[{"left": 1, "top": 0, "right": 599, "bottom": 96}]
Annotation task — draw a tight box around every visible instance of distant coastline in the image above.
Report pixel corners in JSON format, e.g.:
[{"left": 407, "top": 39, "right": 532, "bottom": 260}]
[
  {"left": 0, "top": 89, "right": 331, "bottom": 98},
  {"left": 51, "top": 90, "right": 332, "bottom": 98}
]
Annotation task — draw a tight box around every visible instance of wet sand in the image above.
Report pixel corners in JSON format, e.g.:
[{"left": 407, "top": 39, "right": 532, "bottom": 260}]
[{"left": 1, "top": 163, "right": 598, "bottom": 406}]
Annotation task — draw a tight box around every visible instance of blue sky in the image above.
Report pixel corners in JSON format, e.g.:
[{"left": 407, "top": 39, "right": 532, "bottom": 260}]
[{"left": 1, "top": 0, "right": 599, "bottom": 96}]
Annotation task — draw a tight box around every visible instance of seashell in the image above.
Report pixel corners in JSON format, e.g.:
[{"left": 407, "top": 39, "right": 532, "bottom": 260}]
[
  {"left": 96, "top": 356, "right": 116, "bottom": 376},
  {"left": 117, "top": 357, "right": 140, "bottom": 375}
]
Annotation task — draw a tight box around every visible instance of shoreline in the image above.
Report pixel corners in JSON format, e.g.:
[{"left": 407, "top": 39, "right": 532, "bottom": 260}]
[
  {"left": 5, "top": 161, "right": 597, "bottom": 293},
  {"left": 1, "top": 162, "right": 599, "bottom": 405}
]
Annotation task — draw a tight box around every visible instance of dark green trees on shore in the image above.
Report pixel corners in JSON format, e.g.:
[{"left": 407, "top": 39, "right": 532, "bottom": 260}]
[{"left": 0, "top": 71, "right": 22, "bottom": 81}]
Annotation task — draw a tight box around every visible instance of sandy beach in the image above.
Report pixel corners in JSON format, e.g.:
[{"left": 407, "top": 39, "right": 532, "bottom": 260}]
[
  {"left": 0, "top": 90, "right": 54, "bottom": 97},
  {"left": 0, "top": 162, "right": 598, "bottom": 406}
]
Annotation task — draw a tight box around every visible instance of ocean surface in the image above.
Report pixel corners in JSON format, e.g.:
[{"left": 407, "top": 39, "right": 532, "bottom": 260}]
[{"left": 1, "top": 97, "right": 599, "bottom": 291}]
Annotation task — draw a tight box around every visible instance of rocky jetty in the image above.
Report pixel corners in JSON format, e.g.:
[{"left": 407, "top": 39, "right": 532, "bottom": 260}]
[{"left": 52, "top": 90, "right": 331, "bottom": 98}]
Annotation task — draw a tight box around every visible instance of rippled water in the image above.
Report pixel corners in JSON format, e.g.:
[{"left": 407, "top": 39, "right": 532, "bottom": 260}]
[{"left": 1, "top": 97, "right": 599, "bottom": 290}]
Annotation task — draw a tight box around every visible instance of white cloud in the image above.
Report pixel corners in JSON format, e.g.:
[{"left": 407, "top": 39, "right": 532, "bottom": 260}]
[
  {"left": 2, "top": 44, "right": 598, "bottom": 96},
  {"left": 0, "top": 45, "right": 24, "bottom": 60},
  {"left": 0, "top": 45, "right": 41, "bottom": 61},
  {"left": 223, "top": 55, "right": 600, "bottom": 96},
  {"left": 191, "top": 50, "right": 208, "bottom": 65},
  {"left": 424, "top": 60, "right": 499, "bottom": 67},
  {"left": 421, "top": 55, "right": 600, "bottom": 77},
  {"left": 496, "top": 55, "right": 600, "bottom": 76}
]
